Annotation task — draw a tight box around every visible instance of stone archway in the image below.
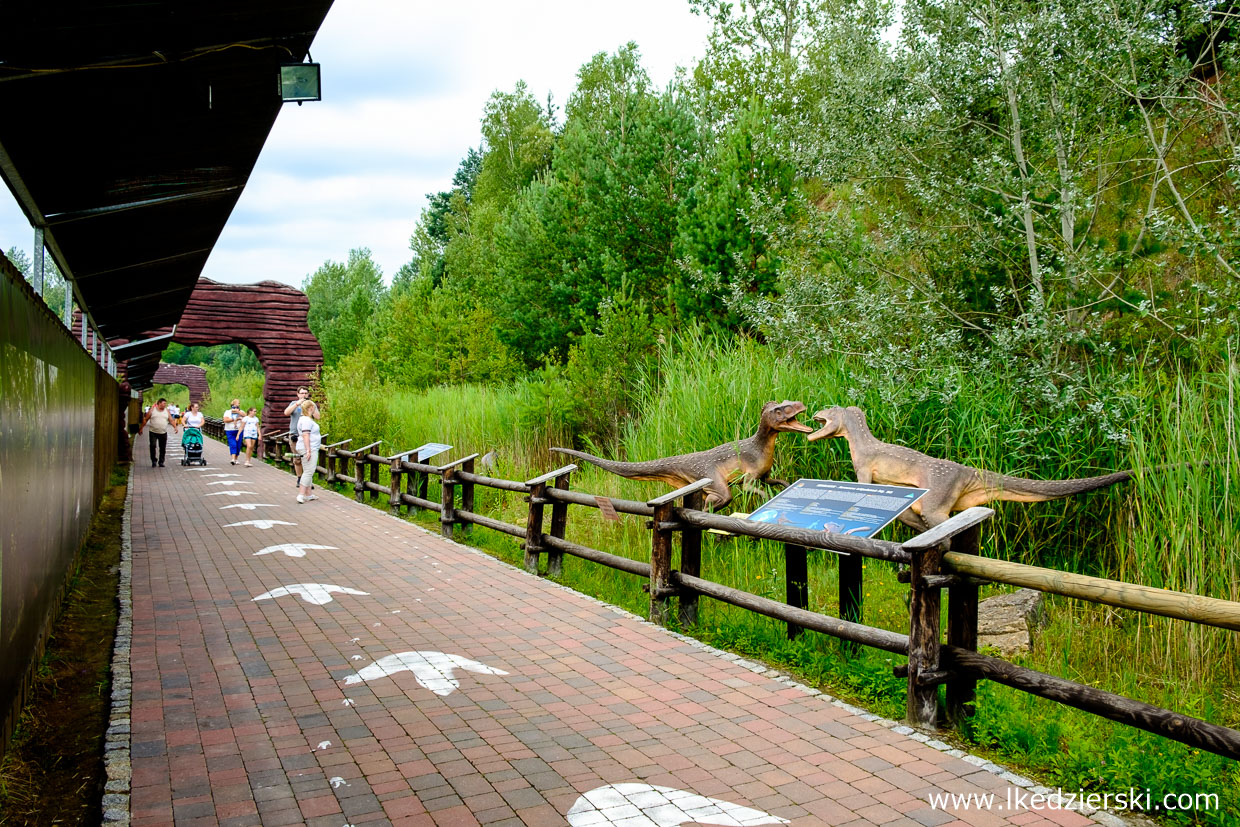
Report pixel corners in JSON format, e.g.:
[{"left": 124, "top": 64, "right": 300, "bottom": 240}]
[
  {"left": 168, "top": 279, "right": 324, "bottom": 429},
  {"left": 152, "top": 363, "right": 210, "bottom": 405}
]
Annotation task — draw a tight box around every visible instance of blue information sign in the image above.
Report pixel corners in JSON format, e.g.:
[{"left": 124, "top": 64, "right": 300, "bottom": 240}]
[{"left": 746, "top": 479, "right": 928, "bottom": 538}]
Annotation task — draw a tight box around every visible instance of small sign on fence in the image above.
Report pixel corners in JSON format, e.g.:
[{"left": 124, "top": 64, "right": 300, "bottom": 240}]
[
  {"left": 412, "top": 442, "right": 452, "bottom": 463},
  {"left": 747, "top": 479, "right": 928, "bottom": 538},
  {"left": 594, "top": 496, "right": 621, "bottom": 521}
]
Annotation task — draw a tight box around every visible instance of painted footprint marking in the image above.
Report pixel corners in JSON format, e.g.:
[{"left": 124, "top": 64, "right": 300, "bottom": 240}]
[
  {"left": 224, "top": 520, "right": 295, "bottom": 530},
  {"left": 566, "top": 784, "right": 790, "bottom": 826},
  {"left": 252, "top": 584, "right": 370, "bottom": 605},
  {"left": 253, "top": 543, "right": 338, "bottom": 557},
  {"left": 341, "top": 651, "right": 509, "bottom": 696}
]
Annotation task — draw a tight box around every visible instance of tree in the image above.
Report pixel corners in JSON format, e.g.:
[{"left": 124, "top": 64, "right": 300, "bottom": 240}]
[
  {"left": 6, "top": 245, "right": 67, "bottom": 317},
  {"left": 303, "top": 248, "right": 386, "bottom": 366}
]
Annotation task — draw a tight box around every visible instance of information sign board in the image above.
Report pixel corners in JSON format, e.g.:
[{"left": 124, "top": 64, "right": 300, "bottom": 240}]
[
  {"left": 746, "top": 479, "right": 928, "bottom": 538},
  {"left": 412, "top": 442, "right": 452, "bottom": 463}
]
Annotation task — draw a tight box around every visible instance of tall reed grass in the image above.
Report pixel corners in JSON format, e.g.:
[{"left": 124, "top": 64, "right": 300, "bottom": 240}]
[{"left": 316, "top": 332, "right": 1239, "bottom": 819}]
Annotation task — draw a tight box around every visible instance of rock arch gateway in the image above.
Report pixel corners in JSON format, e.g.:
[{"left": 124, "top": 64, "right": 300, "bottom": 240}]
[
  {"left": 118, "top": 279, "right": 324, "bottom": 427},
  {"left": 151, "top": 363, "right": 209, "bottom": 405}
]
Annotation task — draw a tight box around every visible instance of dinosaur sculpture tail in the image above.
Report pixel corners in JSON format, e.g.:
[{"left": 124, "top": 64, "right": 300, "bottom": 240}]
[
  {"left": 549, "top": 447, "right": 679, "bottom": 482},
  {"left": 979, "top": 468, "right": 1135, "bottom": 502}
]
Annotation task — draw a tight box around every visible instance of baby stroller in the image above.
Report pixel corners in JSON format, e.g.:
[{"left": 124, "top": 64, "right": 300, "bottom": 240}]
[{"left": 181, "top": 427, "right": 207, "bottom": 466}]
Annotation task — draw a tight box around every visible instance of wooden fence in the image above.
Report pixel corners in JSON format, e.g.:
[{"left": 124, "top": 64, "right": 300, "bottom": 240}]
[{"left": 199, "top": 416, "right": 1240, "bottom": 761}]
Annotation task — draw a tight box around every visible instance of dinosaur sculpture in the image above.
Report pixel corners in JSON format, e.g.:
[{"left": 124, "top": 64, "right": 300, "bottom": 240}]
[
  {"left": 551, "top": 401, "right": 815, "bottom": 508},
  {"left": 807, "top": 406, "right": 1141, "bottom": 530}
]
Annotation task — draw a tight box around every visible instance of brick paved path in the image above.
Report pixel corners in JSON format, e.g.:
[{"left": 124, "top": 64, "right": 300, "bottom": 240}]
[{"left": 123, "top": 437, "right": 1095, "bottom": 827}]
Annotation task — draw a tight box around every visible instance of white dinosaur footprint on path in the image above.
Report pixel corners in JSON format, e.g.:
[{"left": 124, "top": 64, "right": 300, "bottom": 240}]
[
  {"left": 219, "top": 503, "right": 277, "bottom": 511},
  {"left": 224, "top": 520, "right": 295, "bottom": 530},
  {"left": 253, "top": 543, "right": 339, "bottom": 557},
  {"left": 200, "top": 473, "right": 242, "bottom": 478},
  {"left": 206, "top": 480, "right": 250, "bottom": 486},
  {"left": 341, "top": 651, "right": 509, "bottom": 696},
  {"left": 566, "top": 784, "right": 790, "bottom": 827},
  {"left": 252, "top": 584, "right": 370, "bottom": 605},
  {"left": 205, "top": 490, "right": 260, "bottom": 497}
]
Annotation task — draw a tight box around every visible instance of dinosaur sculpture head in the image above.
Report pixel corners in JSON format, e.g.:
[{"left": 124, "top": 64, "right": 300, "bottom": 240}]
[
  {"left": 761, "top": 400, "right": 815, "bottom": 434},
  {"left": 806, "top": 406, "right": 853, "bottom": 441}
]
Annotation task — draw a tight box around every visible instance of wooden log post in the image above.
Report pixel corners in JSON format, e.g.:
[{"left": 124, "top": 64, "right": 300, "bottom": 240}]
[
  {"left": 438, "top": 455, "right": 478, "bottom": 540},
  {"left": 324, "top": 439, "right": 351, "bottom": 484},
  {"left": 839, "top": 552, "right": 863, "bottom": 655},
  {"left": 523, "top": 465, "right": 574, "bottom": 576},
  {"left": 678, "top": 489, "right": 704, "bottom": 628},
  {"left": 649, "top": 479, "right": 714, "bottom": 627},
  {"left": 389, "top": 455, "right": 403, "bottom": 515},
  {"left": 350, "top": 441, "right": 381, "bottom": 503},
  {"left": 354, "top": 452, "right": 367, "bottom": 503},
  {"left": 905, "top": 537, "right": 943, "bottom": 729},
  {"left": 525, "top": 482, "right": 547, "bottom": 575},
  {"left": 460, "top": 456, "right": 476, "bottom": 538},
  {"left": 946, "top": 523, "right": 981, "bottom": 724},
  {"left": 547, "top": 469, "right": 572, "bottom": 577},
  {"left": 441, "top": 468, "right": 457, "bottom": 538},
  {"left": 405, "top": 461, "right": 419, "bottom": 512},
  {"left": 417, "top": 468, "right": 429, "bottom": 507},
  {"left": 902, "top": 508, "right": 995, "bottom": 730},
  {"left": 785, "top": 543, "right": 808, "bottom": 640},
  {"left": 368, "top": 455, "right": 380, "bottom": 503}
]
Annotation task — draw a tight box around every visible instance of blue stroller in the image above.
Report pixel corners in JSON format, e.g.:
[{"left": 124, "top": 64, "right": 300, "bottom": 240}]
[{"left": 181, "top": 427, "right": 207, "bottom": 466}]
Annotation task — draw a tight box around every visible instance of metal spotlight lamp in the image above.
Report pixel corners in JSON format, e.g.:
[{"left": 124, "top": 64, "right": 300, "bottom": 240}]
[{"left": 279, "top": 56, "right": 321, "bottom": 105}]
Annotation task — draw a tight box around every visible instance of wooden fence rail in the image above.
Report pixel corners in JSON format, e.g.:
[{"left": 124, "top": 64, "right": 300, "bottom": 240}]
[{"left": 200, "top": 419, "right": 1240, "bottom": 761}]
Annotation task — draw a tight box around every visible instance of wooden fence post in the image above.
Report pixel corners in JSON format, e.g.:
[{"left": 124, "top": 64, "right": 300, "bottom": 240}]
[
  {"left": 354, "top": 451, "right": 366, "bottom": 502},
  {"left": 460, "top": 456, "right": 476, "bottom": 537},
  {"left": 648, "top": 479, "right": 714, "bottom": 627},
  {"left": 441, "top": 468, "right": 457, "bottom": 538},
  {"left": 678, "top": 489, "right": 704, "bottom": 628},
  {"left": 368, "top": 455, "right": 380, "bottom": 503},
  {"left": 522, "top": 465, "right": 574, "bottom": 576},
  {"left": 547, "top": 469, "right": 572, "bottom": 577},
  {"left": 902, "top": 508, "right": 995, "bottom": 730},
  {"left": 437, "top": 455, "right": 478, "bottom": 540},
  {"left": 839, "top": 552, "right": 863, "bottom": 655},
  {"left": 785, "top": 543, "right": 808, "bottom": 640},
  {"left": 524, "top": 481, "right": 547, "bottom": 575},
  {"left": 389, "top": 455, "right": 403, "bottom": 515},
  {"left": 947, "top": 523, "right": 981, "bottom": 724}
]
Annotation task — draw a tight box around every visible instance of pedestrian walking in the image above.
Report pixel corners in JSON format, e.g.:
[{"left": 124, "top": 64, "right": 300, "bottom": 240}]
[
  {"left": 222, "top": 398, "right": 243, "bottom": 465},
  {"left": 283, "top": 387, "right": 311, "bottom": 482},
  {"left": 138, "top": 398, "right": 178, "bottom": 467},
  {"left": 295, "top": 399, "right": 322, "bottom": 504},
  {"left": 241, "top": 407, "right": 262, "bottom": 466}
]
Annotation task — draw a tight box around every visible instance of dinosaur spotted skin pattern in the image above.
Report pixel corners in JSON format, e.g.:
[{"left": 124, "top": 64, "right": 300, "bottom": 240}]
[
  {"left": 552, "top": 401, "right": 814, "bottom": 509},
  {"left": 807, "top": 406, "right": 1139, "bottom": 530}
]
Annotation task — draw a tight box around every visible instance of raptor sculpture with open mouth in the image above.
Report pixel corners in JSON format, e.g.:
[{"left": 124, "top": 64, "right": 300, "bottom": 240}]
[
  {"left": 807, "top": 405, "right": 1142, "bottom": 530},
  {"left": 552, "top": 401, "right": 814, "bottom": 509}
]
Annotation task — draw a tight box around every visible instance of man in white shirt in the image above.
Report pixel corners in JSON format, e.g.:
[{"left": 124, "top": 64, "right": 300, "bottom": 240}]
[{"left": 139, "top": 398, "right": 178, "bottom": 467}]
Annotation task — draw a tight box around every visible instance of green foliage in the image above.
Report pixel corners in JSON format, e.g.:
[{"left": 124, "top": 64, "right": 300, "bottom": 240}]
[
  {"left": 318, "top": 351, "right": 391, "bottom": 444},
  {"left": 369, "top": 285, "right": 521, "bottom": 390},
  {"left": 304, "top": 248, "right": 387, "bottom": 367},
  {"left": 560, "top": 288, "right": 660, "bottom": 450},
  {"left": 6, "top": 245, "right": 67, "bottom": 318}
]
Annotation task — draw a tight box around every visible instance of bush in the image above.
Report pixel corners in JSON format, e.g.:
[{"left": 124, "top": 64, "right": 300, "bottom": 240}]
[{"left": 319, "top": 351, "right": 391, "bottom": 445}]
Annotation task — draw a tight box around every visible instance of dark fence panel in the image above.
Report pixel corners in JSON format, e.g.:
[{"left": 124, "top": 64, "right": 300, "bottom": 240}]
[{"left": 0, "top": 255, "right": 119, "bottom": 754}]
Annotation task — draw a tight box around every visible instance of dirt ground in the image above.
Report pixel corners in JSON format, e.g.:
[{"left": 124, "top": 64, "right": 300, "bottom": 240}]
[{"left": 0, "top": 467, "right": 126, "bottom": 825}]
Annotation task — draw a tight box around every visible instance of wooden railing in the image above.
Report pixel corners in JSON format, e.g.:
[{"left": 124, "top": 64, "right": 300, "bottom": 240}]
[{"left": 202, "top": 424, "right": 1240, "bottom": 760}]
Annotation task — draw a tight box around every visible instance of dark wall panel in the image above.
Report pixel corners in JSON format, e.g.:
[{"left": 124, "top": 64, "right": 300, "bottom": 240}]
[{"left": 0, "top": 253, "right": 118, "bottom": 750}]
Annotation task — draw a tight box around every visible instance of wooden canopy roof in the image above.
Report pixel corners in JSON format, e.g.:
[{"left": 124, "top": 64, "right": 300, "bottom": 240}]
[{"left": 0, "top": 1, "right": 335, "bottom": 360}]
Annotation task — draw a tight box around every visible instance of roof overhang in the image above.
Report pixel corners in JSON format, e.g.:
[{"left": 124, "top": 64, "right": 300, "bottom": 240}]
[{"left": 0, "top": 0, "right": 336, "bottom": 342}]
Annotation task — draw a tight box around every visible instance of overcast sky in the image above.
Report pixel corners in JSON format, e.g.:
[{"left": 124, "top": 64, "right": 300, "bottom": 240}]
[{"left": 0, "top": 0, "right": 712, "bottom": 290}]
